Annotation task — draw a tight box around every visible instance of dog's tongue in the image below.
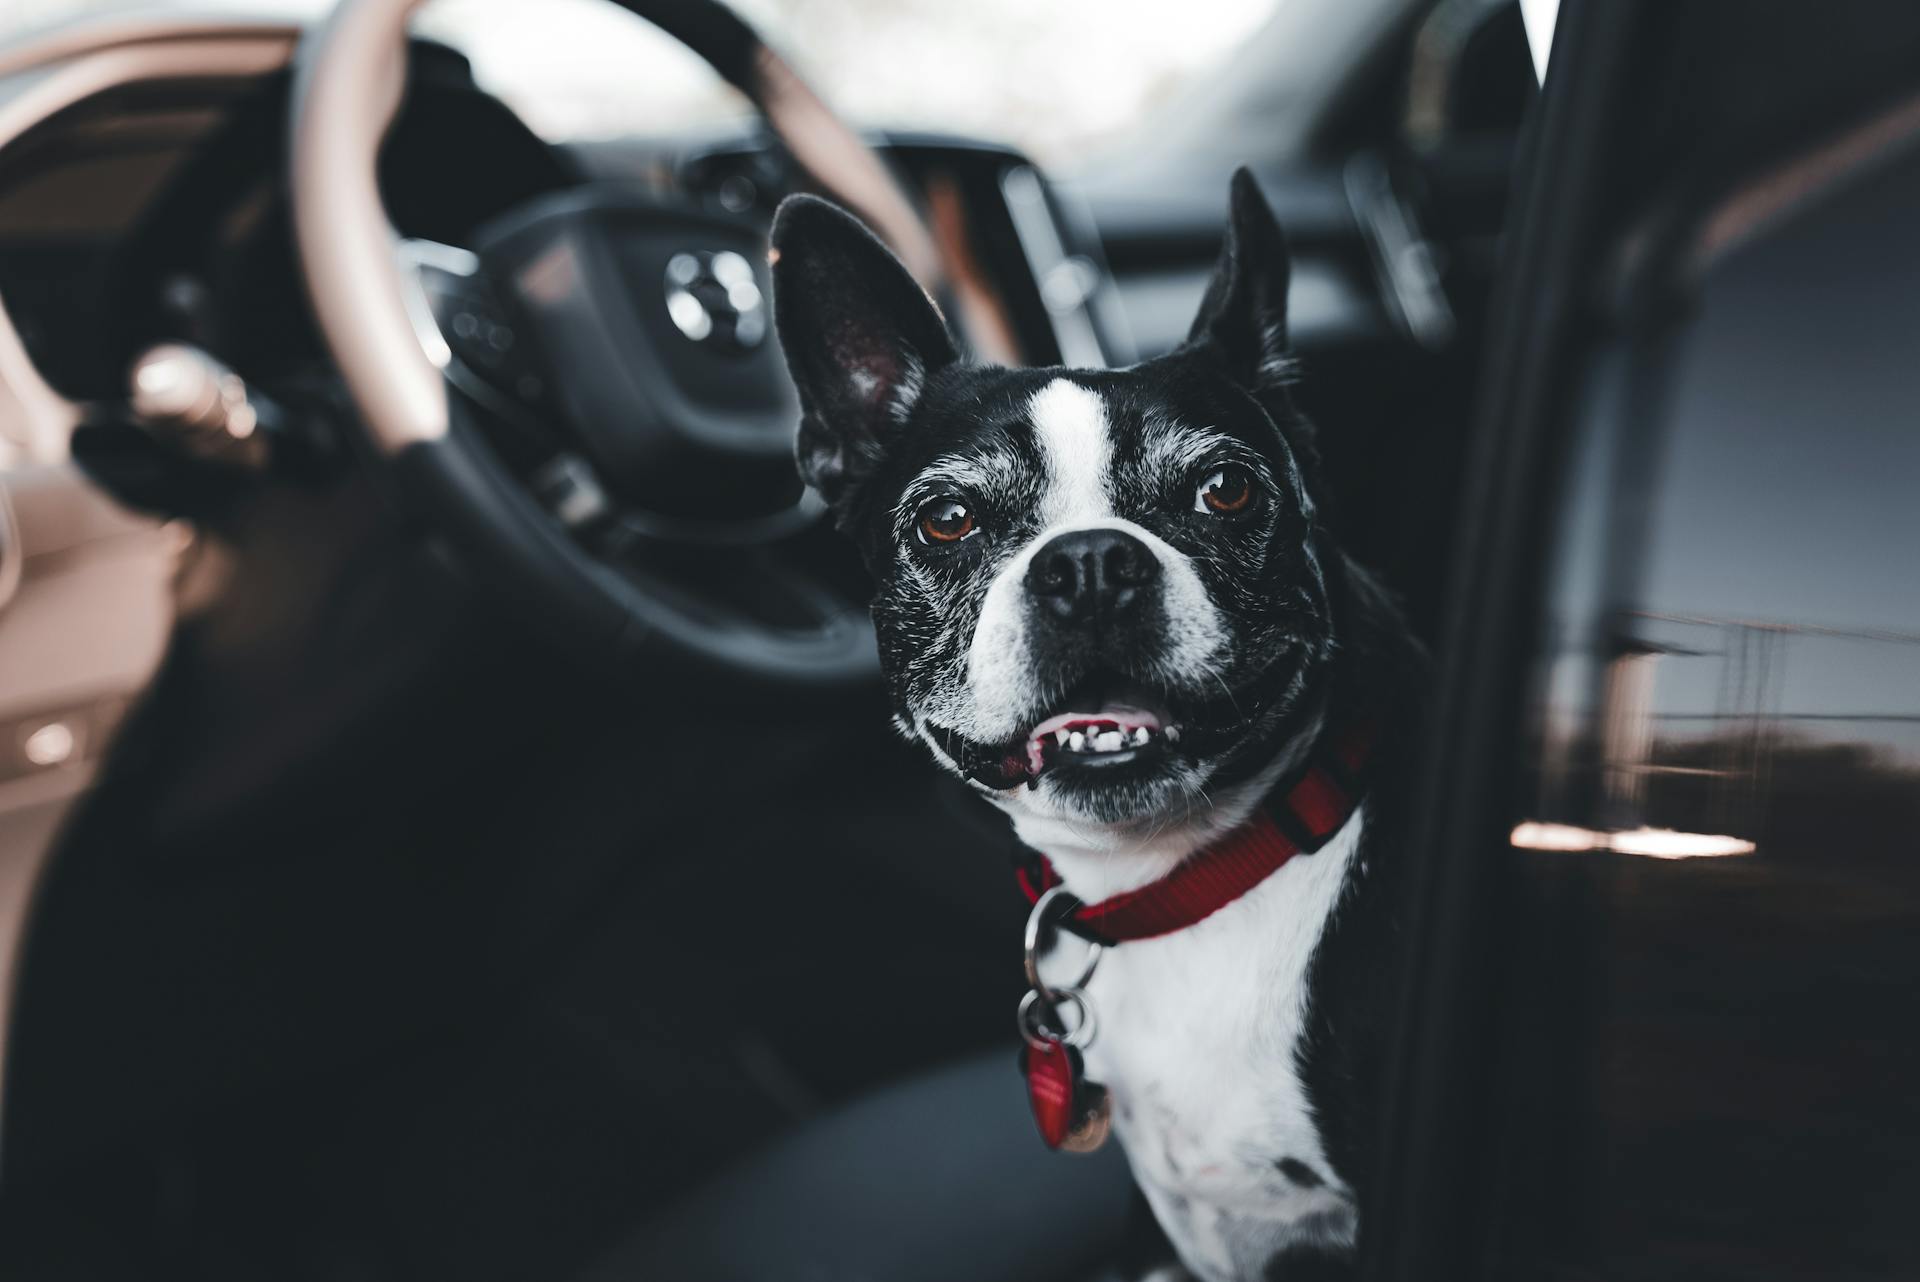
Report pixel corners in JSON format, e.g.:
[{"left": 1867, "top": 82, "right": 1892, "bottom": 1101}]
[{"left": 1025, "top": 705, "right": 1164, "bottom": 775}]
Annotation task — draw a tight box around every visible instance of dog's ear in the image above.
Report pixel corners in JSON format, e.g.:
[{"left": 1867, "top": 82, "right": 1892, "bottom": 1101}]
[
  {"left": 1184, "top": 168, "right": 1293, "bottom": 392},
  {"left": 772, "top": 195, "right": 959, "bottom": 516}
]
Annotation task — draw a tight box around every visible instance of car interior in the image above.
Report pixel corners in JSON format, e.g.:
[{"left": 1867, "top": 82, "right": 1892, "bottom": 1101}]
[
  {"left": 0, "top": 2, "right": 1525, "bottom": 1273},
  {"left": 1, "top": 0, "right": 1915, "bottom": 1278}
]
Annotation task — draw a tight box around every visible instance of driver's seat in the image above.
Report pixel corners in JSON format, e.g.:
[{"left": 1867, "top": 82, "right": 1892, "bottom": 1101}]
[{"left": 574, "top": 1051, "right": 1136, "bottom": 1281}]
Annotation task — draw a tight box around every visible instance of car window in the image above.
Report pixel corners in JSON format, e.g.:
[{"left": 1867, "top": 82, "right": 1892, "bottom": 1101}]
[
  {"left": 1496, "top": 109, "right": 1920, "bottom": 1280},
  {"left": 5, "top": 0, "right": 1285, "bottom": 170}
]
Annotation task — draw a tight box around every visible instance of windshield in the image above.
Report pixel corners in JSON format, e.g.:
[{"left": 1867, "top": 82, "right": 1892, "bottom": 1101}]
[{"left": 5, "top": 0, "right": 1283, "bottom": 170}]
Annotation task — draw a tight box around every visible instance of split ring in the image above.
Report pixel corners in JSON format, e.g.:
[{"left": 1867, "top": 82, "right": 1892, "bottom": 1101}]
[{"left": 1018, "top": 985, "right": 1097, "bottom": 1052}]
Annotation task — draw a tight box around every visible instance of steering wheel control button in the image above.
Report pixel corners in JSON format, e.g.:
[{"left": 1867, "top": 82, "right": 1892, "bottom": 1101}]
[
  {"left": 532, "top": 453, "right": 612, "bottom": 531},
  {"left": 663, "top": 250, "right": 767, "bottom": 351},
  {"left": 717, "top": 174, "right": 757, "bottom": 214},
  {"left": 666, "top": 282, "right": 713, "bottom": 342}
]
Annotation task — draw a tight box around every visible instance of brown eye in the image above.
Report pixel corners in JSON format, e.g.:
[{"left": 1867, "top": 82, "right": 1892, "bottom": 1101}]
[
  {"left": 1196, "top": 465, "right": 1254, "bottom": 514},
  {"left": 916, "top": 497, "right": 977, "bottom": 544}
]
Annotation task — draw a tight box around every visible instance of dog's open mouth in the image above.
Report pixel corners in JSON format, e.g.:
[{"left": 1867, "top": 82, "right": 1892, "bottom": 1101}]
[
  {"left": 1019, "top": 676, "right": 1184, "bottom": 785},
  {"left": 923, "top": 675, "right": 1188, "bottom": 790},
  {"left": 924, "top": 644, "right": 1318, "bottom": 796},
  {"left": 1024, "top": 703, "right": 1179, "bottom": 777}
]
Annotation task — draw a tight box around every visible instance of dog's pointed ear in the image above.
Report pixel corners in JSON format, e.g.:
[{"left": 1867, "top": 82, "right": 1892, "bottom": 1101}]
[
  {"left": 1185, "top": 168, "right": 1293, "bottom": 391},
  {"left": 772, "top": 195, "right": 958, "bottom": 515}
]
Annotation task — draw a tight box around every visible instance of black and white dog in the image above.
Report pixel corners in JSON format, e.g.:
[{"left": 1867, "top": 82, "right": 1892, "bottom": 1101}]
[{"left": 771, "top": 170, "right": 1424, "bottom": 1282}]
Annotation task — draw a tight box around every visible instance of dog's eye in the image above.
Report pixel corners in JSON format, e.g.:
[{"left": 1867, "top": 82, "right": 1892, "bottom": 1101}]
[
  {"left": 1195, "top": 465, "right": 1255, "bottom": 515},
  {"left": 916, "top": 497, "right": 977, "bottom": 544}
]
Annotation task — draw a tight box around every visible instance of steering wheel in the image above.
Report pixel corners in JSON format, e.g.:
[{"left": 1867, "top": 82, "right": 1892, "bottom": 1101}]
[{"left": 289, "top": 0, "right": 941, "bottom": 685}]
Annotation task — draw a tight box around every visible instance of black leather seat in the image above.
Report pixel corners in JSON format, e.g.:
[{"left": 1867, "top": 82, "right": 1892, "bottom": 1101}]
[{"left": 575, "top": 1050, "right": 1136, "bottom": 1282}]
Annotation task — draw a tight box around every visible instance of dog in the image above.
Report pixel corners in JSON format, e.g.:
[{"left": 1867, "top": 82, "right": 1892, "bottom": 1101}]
[{"left": 770, "top": 169, "right": 1424, "bottom": 1282}]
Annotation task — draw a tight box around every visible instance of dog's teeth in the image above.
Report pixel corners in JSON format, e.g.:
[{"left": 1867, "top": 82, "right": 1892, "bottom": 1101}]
[
  {"left": 1055, "top": 729, "right": 1072, "bottom": 746},
  {"left": 1094, "top": 730, "right": 1124, "bottom": 752},
  {"left": 1166, "top": 726, "right": 1181, "bottom": 742},
  {"left": 1069, "top": 731, "right": 1086, "bottom": 752},
  {"left": 1133, "top": 726, "right": 1151, "bottom": 746}
]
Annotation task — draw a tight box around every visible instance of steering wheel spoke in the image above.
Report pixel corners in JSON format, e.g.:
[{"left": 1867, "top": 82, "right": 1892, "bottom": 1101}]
[{"left": 398, "top": 239, "right": 565, "bottom": 460}]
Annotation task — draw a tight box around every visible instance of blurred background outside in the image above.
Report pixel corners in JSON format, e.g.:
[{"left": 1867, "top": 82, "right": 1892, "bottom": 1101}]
[{"left": 2, "top": 0, "right": 1282, "bottom": 171}]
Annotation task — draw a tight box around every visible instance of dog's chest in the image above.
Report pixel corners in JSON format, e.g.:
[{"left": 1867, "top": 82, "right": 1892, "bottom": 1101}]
[{"left": 1052, "top": 811, "right": 1365, "bottom": 1281}]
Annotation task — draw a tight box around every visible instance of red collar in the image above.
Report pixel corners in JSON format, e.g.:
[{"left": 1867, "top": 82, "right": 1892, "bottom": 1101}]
[{"left": 1014, "top": 723, "right": 1370, "bottom": 946}]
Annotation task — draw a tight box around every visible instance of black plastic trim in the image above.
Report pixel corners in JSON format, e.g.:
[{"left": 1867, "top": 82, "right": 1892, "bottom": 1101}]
[{"left": 1365, "top": 1, "right": 1647, "bottom": 1276}]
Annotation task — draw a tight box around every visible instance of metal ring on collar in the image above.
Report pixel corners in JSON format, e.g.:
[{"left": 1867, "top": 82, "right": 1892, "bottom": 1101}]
[
  {"left": 1024, "top": 885, "right": 1103, "bottom": 996},
  {"left": 1018, "top": 985, "right": 1098, "bottom": 1053}
]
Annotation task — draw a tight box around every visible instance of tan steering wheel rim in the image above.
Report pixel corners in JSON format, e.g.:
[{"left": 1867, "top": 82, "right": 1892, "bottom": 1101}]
[
  {"left": 289, "top": 0, "right": 444, "bottom": 453},
  {"left": 288, "top": 0, "right": 944, "bottom": 456}
]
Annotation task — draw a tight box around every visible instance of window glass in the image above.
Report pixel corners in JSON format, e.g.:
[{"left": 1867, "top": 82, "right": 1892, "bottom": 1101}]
[
  {"left": 1503, "top": 124, "right": 1920, "bottom": 1279},
  {"left": 4, "top": 0, "right": 1283, "bottom": 170}
]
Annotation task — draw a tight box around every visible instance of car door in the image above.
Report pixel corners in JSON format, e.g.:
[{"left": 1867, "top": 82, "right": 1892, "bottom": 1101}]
[{"left": 1372, "top": 1, "right": 1920, "bottom": 1277}]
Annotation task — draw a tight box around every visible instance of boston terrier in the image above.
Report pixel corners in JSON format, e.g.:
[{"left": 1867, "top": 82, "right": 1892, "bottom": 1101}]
[{"left": 770, "top": 169, "right": 1425, "bottom": 1282}]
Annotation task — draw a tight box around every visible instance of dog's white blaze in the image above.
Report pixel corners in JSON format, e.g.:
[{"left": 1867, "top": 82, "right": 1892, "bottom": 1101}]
[
  {"left": 1039, "top": 807, "right": 1367, "bottom": 1280},
  {"left": 962, "top": 379, "right": 1226, "bottom": 744},
  {"left": 1029, "top": 378, "right": 1112, "bottom": 526}
]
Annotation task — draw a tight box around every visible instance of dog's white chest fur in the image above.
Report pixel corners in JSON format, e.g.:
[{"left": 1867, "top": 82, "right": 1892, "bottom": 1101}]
[{"left": 1036, "top": 809, "right": 1365, "bottom": 1282}]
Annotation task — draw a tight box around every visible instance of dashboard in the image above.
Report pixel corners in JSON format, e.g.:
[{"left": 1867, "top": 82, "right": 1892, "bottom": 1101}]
[
  {"left": 0, "top": 44, "right": 565, "bottom": 402},
  {"left": 0, "top": 36, "right": 1122, "bottom": 414}
]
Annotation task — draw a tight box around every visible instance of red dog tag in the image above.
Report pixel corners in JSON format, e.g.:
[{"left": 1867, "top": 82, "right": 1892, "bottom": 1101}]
[
  {"left": 1022, "top": 1039, "right": 1080, "bottom": 1148},
  {"left": 1022, "top": 1040, "right": 1111, "bottom": 1152}
]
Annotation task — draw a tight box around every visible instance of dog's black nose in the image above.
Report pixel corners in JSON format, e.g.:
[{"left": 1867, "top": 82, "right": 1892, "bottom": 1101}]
[{"left": 1026, "top": 528, "right": 1161, "bottom": 624}]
